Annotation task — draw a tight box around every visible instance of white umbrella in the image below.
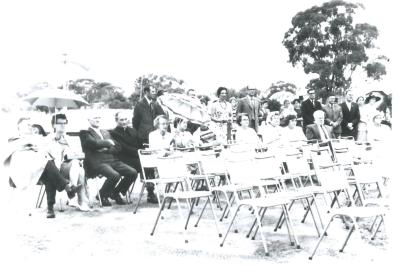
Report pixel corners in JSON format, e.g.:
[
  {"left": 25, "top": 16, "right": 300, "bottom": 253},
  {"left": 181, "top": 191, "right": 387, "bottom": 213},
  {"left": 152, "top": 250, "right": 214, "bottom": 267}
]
[
  {"left": 158, "top": 93, "right": 210, "bottom": 125},
  {"left": 22, "top": 88, "right": 89, "bottom": 109}
]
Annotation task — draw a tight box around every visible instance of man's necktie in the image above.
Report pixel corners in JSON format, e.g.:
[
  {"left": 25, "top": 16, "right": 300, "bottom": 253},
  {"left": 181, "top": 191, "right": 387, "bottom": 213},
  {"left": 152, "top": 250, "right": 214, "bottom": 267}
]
[
  {"left": 150, "top": 101, "right": 155, "bottom": 117},
  {"left": 320, "top": 125, "right": 329, "bottom": 140}
]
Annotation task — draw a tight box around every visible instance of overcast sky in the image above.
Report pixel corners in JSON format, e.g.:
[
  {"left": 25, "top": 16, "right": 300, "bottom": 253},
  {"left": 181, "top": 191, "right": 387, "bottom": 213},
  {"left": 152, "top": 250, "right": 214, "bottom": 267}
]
[{"left": 0, "top": 0, "right": 397, "bottom": 97}]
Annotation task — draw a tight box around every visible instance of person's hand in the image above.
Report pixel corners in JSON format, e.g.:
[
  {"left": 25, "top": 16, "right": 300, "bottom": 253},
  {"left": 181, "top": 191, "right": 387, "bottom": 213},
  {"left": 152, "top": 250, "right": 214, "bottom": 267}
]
[
  {"left": 106, "top": 139, "right": 115, "bottom": 146},
  {"left": 347, "top": 123, "right": 353, "bottom": 130}
]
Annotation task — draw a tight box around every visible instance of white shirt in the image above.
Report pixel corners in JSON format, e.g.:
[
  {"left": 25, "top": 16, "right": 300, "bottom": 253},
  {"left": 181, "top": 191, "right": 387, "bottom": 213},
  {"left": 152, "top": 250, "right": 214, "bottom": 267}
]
[{"left": 149, "top": 130, "right": 173, "bottom": 150}]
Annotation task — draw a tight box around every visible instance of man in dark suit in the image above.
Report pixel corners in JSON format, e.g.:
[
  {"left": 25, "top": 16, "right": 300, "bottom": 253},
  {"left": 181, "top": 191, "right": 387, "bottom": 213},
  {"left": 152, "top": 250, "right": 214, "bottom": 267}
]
[
  {"left": 236, "top": 87, "right": 261, "bottom": 132},
  {"left": 80, "top": 113, "right": 138, "bottom": 206},
  {"left": 301, "top": 89, "right": 323, "bottom": 133},
  {"left": 132, "top": 85, "right": 165, "bottom": 203},
  {"left": 340, "top": 91, "right": 360, "bottom": 139},
  {"left": 322, "top": 95, "right": 343, "bottom": 138},
  {"left": 132, "top": 85, "right": 166, "bottom": 148},
  {"left": 110, "top": 111, "right": 141, "bottom": 178},
  {"left": 306, "top": 110, "right": 335, "bottom": 141}
]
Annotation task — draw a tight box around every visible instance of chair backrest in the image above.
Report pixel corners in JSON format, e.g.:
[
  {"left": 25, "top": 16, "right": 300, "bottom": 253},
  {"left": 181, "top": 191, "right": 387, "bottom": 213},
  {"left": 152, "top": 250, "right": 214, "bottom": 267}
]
[
  {"left": 156, "top": 154, "right": 189, "bottom": 180},
  {"left": 310, "top": 153, "right": 350, "bottom": 194},
  {"left": 284, "top": 152, "right": 311, "bottom": 176},
  {"left": 223, "top": 150, "right": 259, "bottom": 186},
  {"left": 198, "top": 150, "right": 226, "bottom": 175},
  {"left": 309, "top": 147, "right": 334, "bottom": 169}
]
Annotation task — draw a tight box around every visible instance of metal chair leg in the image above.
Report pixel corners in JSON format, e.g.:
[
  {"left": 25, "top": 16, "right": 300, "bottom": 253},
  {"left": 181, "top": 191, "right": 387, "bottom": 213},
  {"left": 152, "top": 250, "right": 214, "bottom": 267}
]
[
  {"left": 309, "top": 216, "right": 335, "bottom": 260},
  {"left": 133, "top": 183, "right": 146, "bottom": 214}
]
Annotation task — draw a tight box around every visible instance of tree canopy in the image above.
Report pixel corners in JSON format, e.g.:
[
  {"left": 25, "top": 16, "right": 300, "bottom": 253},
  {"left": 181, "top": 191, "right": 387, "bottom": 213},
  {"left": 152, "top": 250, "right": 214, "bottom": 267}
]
[{"left": 283, "top": 0, "right": 387, "bottom": 99}]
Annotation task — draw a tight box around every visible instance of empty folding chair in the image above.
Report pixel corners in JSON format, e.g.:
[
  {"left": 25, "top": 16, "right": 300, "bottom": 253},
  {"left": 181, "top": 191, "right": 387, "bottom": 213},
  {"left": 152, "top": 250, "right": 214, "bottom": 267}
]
[
  {"left": 150, "top": 153, "right": 222, "bottom": 243},
  {"left": 308, "top": 161, "right": 386, "bottom": 259},
  {"left": 219, "top": 151, "right": 300, "bottom": 256}
]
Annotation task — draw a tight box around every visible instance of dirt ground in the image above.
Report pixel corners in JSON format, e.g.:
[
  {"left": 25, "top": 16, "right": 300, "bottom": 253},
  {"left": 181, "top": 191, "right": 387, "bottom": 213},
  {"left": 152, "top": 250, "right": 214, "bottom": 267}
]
[{"left": 0, "top": 178, "right": 392, "bottom": 273}]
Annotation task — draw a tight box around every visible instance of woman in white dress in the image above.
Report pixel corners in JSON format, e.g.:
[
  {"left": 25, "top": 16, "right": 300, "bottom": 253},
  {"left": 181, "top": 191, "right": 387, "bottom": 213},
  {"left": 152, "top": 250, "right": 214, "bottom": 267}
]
[
  {"left": 209, "top": 87, "right": 233, "bottom": 143},
  {"left": 281, "top": 114, "right": 306, "bottom": 143},
  {"left": 172, "top": 117, "right": 195, "bottom": 149},
  {"left": 148, "top": 115, "right": 173, "bottom": 151},
  {"left": 234, "top": 113, "right": 260, "bottom": 145},
  {"left": 258, "top": 111, "right": 283, "bottom": 145}
]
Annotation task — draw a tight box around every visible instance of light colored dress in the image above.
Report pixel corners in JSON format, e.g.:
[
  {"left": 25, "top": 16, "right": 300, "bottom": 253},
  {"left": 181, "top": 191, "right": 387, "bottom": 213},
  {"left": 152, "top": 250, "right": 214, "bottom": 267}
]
[
  {"left": 209, "top": 100, "right": 233, "bottom": 142},
  {"left": 149, "top": 130, "right": 173, "bottom": 150},
  {"left": 234, "top": 126, "right": 260, "bottom": 145},
  {"left": 258, "top": 124, "right": 283, "bottom": 145}
]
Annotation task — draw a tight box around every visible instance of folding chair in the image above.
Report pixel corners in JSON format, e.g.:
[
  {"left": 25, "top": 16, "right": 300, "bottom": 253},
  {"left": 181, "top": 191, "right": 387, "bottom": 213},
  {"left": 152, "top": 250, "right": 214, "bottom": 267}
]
[
  {"left": 133, "top": 149, "right": 162, "bottom": 214},
  {"left": 308, "top": 161, "right": 386, "bottom": 259},
  {"left": 150, "top": 153, "right": 222, "bottom": 243},
  {"left": 219, "top": 151, "right": 300, "bottom": 256},
  {"left": 273, "top": 152, "right": 325, "bottom": 237}
]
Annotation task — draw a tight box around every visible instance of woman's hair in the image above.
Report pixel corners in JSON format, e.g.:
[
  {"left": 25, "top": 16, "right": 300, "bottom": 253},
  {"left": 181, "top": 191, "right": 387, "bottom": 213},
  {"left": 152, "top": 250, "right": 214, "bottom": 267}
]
[
  {"left": 31, "top": 124, "right": 47, "bottom": 136},
  {"left": 173, "top": 117, "right": 187, "bottom": 128},
  {"left": 237, "top": 113, "right": 249, "bottom": 126},
  {"left": 267, "top": 111, "right": 280, "bottom": 124},
  {"left": 216, "top": 87, "right": 228, "bottom": 97},
  {"left": 283, "top": 114, "right": 297, "bottom": 127},
  {"left": 153, "top": 115, "right": 168, "bottom": 128}
]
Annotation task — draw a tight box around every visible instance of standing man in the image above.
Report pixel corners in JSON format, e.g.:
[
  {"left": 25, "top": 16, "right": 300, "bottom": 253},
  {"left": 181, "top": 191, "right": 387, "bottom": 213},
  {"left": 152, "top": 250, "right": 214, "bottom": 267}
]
[
  {"left": 322, "top": 95, "right": 343, "bottom": 138},
  {"left": 236, "top": 87, "right": 261, "bottom": 132},
  {"left": 132, "top": 85, "right": 165, "bottom": 203},
  {"left": 340, "top": 91, "right": 360, "bottom": 140},
  {"left": 80, "top": 113, "right": 137, "bottom": 206},
  {"left": 301, "top": 89, "right": 323, "bottom": 133},
  {"left": 133, "top": 85, "right": 166, "bottom": 148}
]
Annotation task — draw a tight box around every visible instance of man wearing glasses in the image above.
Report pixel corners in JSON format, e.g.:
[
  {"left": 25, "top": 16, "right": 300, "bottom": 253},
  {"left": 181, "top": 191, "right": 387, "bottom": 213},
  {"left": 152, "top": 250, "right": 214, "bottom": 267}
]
[
  {"left": 47, "top": 113, "right": 91, "bottom": 212},
  {"left": 301, "top": 89, "right": 323, "bottom": 133}
]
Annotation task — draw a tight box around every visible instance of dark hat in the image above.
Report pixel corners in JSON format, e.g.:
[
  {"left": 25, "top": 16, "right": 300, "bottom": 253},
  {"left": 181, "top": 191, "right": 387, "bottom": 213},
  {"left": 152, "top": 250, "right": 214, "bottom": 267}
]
[
  {"left": 292, "top": 98, "right": 300, "bottom": 104},
  {"left": 365, "top": 95, "right": 381, "bottom": 104}
]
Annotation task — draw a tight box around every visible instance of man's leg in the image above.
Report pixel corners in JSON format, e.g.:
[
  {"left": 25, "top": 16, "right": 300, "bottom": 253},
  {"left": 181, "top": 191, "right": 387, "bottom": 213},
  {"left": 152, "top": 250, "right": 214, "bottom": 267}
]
[
  {"left": 93, "top": 163, "right": 122, "bottom": 206},
  {"left": 39, "top": 160, "right": 78, "bottom": 218},
  {"left": 111, "top": 161, "right": 138, "bottom": 204}
]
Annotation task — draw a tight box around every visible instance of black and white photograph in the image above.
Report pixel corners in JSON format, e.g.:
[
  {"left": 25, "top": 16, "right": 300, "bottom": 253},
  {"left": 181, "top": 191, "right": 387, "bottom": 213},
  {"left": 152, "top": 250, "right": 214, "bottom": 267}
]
[{"left": 0, "top": 0, "right": 396, "bottom": 271}]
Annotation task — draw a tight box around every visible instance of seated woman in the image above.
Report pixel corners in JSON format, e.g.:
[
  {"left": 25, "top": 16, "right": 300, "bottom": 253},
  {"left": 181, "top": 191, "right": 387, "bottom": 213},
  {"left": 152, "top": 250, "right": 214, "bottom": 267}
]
[
  {"left": 281, "top": 114, "right": 306, "bottom": 143},
  {"left": 234, "top": 113, "right": 261, "bottom": 145},
  {"left": 46, "top": 113, "right": 90, "bottom": 212},
  {"left": 148, "top": 115, "right": 174, "bottom": 152},
  {"left": 172, "top": 117, "right": 195, "bottom": 149},
  {"left": 367, "top": 113, "right": 391, "bottom": 143},
  {"left": 4, "top": 117, "right": 81, "bottom": 218},
  {"left": 258, "top": 111, "right": 283, "bottom": 145}
]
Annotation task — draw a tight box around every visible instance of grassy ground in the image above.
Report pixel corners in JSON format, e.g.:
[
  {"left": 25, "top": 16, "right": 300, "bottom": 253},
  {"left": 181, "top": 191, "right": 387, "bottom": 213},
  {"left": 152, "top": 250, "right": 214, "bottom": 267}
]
[{"left": 1, "top": 180, "right": 391, "bottom": 272}]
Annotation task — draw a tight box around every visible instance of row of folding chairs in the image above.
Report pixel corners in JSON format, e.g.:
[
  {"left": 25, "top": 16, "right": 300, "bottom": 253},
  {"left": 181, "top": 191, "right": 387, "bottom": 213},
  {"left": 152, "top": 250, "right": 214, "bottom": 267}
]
[{"left": 132, "top": 138, "right": 388, "bottom": 258}]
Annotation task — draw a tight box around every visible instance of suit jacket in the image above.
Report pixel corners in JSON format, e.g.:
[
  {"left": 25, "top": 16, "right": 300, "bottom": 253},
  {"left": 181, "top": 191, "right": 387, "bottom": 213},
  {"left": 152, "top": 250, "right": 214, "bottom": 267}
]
[
  {"left": 322, "top": 104, "right": 343, "bottom": 134},
  {"left": 306, "top": 124, "right": 335, "bottom": 141},
  {"left": 109, "top": 125, "right": 140, "bottom": 163},
  {"left": 132, "top": 98, "right": 165, "bottom": 141},
  {"left": 236, "top": 96, "right": 261, "bottom": 132},
  {"left": 301, "top": 99, "right": 323, "bottom": 128},
  {"left": 340, "top": 102, "right": 360, "bottom": 138},
  {"left": 79, "top": 128, "right": 121, "bottom": 171}
]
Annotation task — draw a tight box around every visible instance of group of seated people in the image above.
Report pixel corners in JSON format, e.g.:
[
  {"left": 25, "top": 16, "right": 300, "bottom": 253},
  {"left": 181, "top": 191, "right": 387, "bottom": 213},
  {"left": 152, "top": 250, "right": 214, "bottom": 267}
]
[{"left": 4, "top": 105, "right": 390, "bottom": 219}]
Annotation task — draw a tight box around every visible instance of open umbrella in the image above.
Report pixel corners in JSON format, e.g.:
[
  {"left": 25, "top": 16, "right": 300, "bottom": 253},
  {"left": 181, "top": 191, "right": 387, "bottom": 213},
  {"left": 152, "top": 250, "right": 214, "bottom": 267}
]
[
  {"left": 158, "top": 93, "right": 210, "bottom": 125},
  {"left": 22, "top": 88, "right": 89, "bottom": 109}
]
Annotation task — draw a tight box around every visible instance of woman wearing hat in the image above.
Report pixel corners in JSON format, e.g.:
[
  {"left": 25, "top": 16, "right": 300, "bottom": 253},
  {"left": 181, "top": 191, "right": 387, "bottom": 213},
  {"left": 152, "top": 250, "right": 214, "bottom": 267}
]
[{"left": 363, "top": 95, "right": 381, "bottom": 125}]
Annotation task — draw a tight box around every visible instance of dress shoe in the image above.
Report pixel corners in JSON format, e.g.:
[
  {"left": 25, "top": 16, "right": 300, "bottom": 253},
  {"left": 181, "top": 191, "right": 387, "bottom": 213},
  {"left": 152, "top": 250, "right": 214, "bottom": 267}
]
[
  {"left": 147, "top": 193, "right": 158, "bottom": 204},
  {"left": 46, "top": 205, "right": 55, "bottom": 218},
  {"left": 96, "top": 195, "right": 112, "bottom": 207},
  {"left": 111, "top": 193, "right": 126, "bottom": 205},
  {"left": 65, "top": 184, "right": 83, "bottom": 199}
]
